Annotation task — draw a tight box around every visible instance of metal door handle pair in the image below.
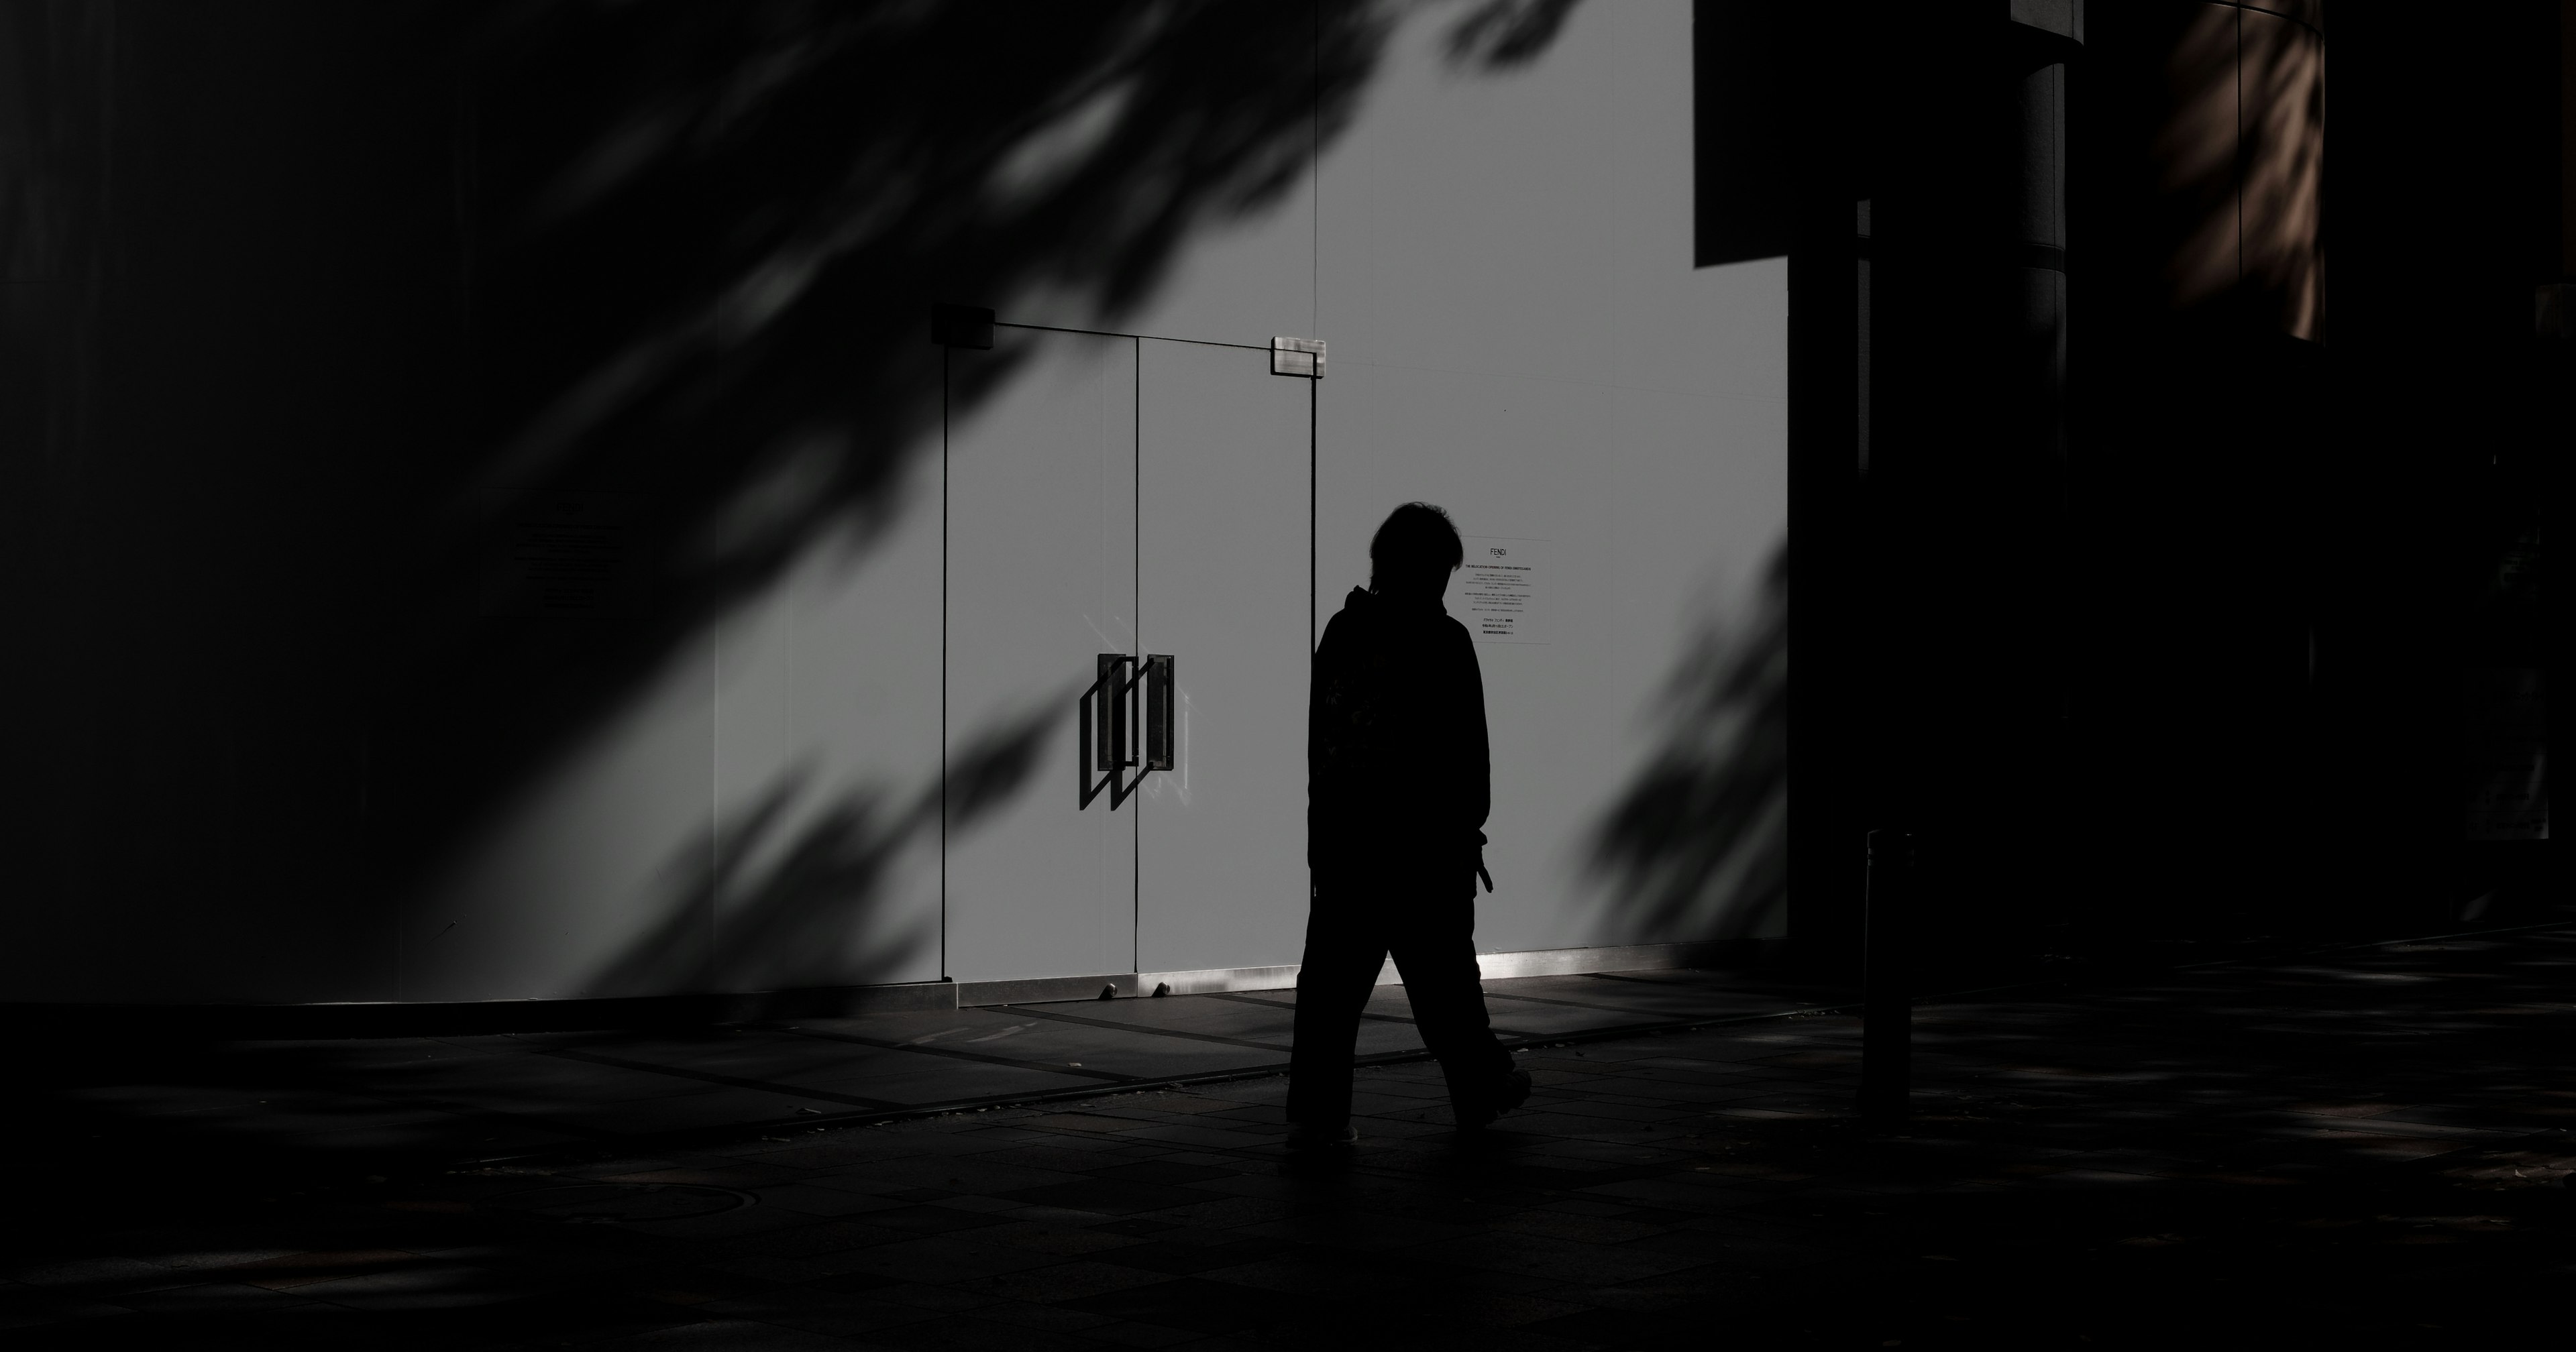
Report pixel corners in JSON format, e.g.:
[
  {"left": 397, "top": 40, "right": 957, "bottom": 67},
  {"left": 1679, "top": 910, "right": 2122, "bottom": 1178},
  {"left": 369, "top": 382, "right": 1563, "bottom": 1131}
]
[{"left": 1080, "top": 653, "right": 1172, "bottom": 809}]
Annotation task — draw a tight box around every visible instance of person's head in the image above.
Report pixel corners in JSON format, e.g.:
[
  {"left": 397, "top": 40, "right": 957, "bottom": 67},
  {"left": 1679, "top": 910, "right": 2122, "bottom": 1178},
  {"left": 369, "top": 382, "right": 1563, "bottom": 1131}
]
[{"left": 1368, "top": 502, "right": 1464, "bottom": 600}]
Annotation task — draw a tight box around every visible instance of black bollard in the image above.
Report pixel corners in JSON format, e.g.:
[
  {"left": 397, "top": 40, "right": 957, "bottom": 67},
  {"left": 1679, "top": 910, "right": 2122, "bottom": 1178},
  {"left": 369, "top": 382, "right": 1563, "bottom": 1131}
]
[{"left": 1858, "top": 829, "right": 1913, "bottom": 1123}]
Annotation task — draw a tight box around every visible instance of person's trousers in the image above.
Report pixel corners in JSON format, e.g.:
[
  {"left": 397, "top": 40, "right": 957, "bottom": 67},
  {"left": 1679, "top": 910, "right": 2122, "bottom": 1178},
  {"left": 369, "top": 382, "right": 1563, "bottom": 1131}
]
[{"left": 1286, "top": 881, "right": 1515, "bottom": 1128}]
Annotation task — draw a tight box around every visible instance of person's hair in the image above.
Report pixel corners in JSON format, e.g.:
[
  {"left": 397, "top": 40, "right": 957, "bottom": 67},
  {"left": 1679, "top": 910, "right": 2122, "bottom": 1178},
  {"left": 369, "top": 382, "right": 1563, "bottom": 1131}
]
[{"left": 1368, "top": 502, "right": 1464, "bottom": 592}]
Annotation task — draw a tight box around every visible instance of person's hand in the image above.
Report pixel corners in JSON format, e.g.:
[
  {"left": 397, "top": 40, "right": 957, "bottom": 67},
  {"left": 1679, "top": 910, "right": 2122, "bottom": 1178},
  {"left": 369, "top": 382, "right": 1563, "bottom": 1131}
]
[{"left": 1477, "top": 858, "right": 1495, "bottom": 893}]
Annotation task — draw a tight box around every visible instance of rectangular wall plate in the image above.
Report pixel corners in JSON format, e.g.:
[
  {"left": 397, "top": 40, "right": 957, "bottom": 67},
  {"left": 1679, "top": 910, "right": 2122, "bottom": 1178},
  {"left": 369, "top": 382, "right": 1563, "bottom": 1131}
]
[{"left": 1270, "top": 335, "right": 1325, "bottom": 378}]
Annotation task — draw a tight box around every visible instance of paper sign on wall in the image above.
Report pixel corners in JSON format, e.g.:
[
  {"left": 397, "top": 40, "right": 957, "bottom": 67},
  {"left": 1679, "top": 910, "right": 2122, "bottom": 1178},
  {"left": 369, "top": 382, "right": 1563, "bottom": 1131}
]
[{"left": 1458, "top": 536, "right": 1547, "bottom": 644}]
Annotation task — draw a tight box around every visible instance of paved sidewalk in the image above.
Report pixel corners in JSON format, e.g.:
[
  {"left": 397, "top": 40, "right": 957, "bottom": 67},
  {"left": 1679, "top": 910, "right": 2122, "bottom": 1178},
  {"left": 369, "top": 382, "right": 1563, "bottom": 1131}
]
[
  {"left": 21, "top": 968, "right": 1846, "bottom": 1174},
  {"left": 7, "top": 929, "right": 2572, "bottom": 1349}
]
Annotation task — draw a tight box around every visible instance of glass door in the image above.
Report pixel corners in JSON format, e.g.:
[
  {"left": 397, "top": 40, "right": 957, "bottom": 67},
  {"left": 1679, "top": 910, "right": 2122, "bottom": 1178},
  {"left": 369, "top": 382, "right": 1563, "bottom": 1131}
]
[
  {"left": 1134, "top": 339, "right": 1315, "bottom": 975},
  {"left": 943, "top": 325, "right": 1315, "bottom": 986},
  {"left": 942, "top": 329, "right": 1138, "bottom": 984}
]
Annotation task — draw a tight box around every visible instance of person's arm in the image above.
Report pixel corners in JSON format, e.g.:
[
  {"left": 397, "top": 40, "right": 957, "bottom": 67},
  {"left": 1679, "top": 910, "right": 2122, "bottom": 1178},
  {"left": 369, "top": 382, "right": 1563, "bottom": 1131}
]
[
  {"left": 1307, "top": 618, "right": 1336, "bottom": 873},
  {"left": 1461, "top": 628, "right": 1489, "bottom": 840},
  {"left": 1308, "top": 610, "right": 1358, "bottom": 875},
  {"left": 1450, "top": 620, "right": 1491, "bottom": 887}
]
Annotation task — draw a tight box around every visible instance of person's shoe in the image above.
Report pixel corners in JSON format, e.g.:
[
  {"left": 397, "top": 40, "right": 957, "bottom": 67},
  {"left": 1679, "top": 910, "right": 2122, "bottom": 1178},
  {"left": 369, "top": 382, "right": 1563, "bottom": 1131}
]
[
  {"left": 1454, "top": 1067, "right": 1533, "bottom": 1129},
  {"left": 1284, "top": 1123, "right": 1358, "bottom": 1150}
]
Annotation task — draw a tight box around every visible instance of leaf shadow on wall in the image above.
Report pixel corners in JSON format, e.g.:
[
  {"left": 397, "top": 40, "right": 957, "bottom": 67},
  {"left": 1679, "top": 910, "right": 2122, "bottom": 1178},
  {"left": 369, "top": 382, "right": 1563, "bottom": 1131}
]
[
  {"left": 376, "top": 0, "right": 1585, "bottom": 995},
  {"left": 597, "top": 707, "right": 1055, "bottom": 998},
  {"left": 1587, "top": 542, "right": 1786, "bottom": 948}
]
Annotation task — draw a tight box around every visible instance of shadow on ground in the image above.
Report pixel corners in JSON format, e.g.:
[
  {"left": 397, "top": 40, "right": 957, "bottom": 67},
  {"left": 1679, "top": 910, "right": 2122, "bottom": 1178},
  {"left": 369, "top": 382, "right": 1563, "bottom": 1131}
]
[{"left": 5, "top": 929, "right": 2566, "bottom": 1349}]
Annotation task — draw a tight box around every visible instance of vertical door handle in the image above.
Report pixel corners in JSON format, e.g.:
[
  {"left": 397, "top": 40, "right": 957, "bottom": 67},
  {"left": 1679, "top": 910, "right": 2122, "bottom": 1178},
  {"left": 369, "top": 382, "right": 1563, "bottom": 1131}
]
[
  {"left": 1079, "top": 655, "right": 1128, "bottom": 809},
  {"left": 1078, "top": 653, "right": 1172, "bottom": 808},
  {"left": 1142, "top": 655, "right": 1173, "bottom": 771},
  {"left": 1095, "top": 653, "right": 1132, "bottom": 774}
]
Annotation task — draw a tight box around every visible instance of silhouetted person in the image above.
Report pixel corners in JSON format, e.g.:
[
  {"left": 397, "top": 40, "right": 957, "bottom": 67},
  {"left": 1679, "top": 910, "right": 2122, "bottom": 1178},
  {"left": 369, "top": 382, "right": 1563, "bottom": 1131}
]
[{"left": 1288, "top": 503, "right": 1532, "bottom": 1149}]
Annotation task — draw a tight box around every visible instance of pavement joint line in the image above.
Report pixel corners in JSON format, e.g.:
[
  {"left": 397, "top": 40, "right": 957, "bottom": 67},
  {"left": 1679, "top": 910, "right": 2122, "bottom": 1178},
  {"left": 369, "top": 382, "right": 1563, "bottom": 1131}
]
[
  {"left": 2172, "top": 914, "right": 2576, "bottom": 970},
  {"left": 525, "top": 1044, "right": 905, "bottom": 1111},
  {"left": 476, "top": 1088, "right": 2569, "bottom": 1213},
  {"left": 450, "top": 1060, "right": 1297, "bottom": 1167},
  {"left": 1481, "top": 987, "right": 1762, "bottom": 1018},
  {"left": 311, "top": 1086, "right": 627, "bottom": 1148},
  {"left": 449, "top": 1010, "right": 1821, "bottom": 1170},
  {"left": 1201, "top": 989, "right": 1548, "bottom": 1039},
  {"left": 780, "top": 1024, "right": 1140, "bottom": 1084},
  {"left": 1003, "top": 1003, "right": 1299, "bottom": 1054},
  {"left": 1904, "top": 918, "right": 2576, "bottom": 1005},
  {"left": 2366, "top": 1126, "right": 2574, "bottom": 1180},
  {"left": 437, "top": 919, "right": 2576, "bottom": 1172},
  {"left": 1204, "top": 991, "right": 1415, "bottom": 1025}
]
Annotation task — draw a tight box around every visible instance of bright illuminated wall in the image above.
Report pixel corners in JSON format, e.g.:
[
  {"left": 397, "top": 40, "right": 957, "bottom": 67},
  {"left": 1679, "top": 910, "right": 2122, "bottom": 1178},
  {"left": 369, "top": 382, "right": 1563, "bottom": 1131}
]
[{"left": 1, "top": 1, "right": 1784, "bottom": 1005}]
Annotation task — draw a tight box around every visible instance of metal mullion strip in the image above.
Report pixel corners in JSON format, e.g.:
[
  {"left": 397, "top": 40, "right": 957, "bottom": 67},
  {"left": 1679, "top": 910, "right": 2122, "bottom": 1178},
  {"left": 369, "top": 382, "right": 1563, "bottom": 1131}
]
[
  {"left": 940, "top": 342, "right": 950, "bottom": 981},
  {"left": 1133, "top": 335, "right": 1142, "bottom": 976}
]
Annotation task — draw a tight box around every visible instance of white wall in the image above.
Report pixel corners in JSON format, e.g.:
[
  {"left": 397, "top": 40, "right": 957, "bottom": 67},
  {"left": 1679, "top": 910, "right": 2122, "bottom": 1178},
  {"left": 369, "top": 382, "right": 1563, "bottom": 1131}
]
[
  {"left": 7, "top": 1, "right": 1784, "bottom": 1005},
  {"left": 384, "top": 0, "right": 1787, "bottom": 1001},
  {"left": 1313, "top": 2, "right": 1788, "bottom": 952}
]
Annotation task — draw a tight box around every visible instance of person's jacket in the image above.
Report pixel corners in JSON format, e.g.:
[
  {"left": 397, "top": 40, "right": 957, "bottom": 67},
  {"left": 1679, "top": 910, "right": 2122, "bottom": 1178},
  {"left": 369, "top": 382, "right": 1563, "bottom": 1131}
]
[{"left": 1307, "top": 585, "right": 1490, "bottom": 893}]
